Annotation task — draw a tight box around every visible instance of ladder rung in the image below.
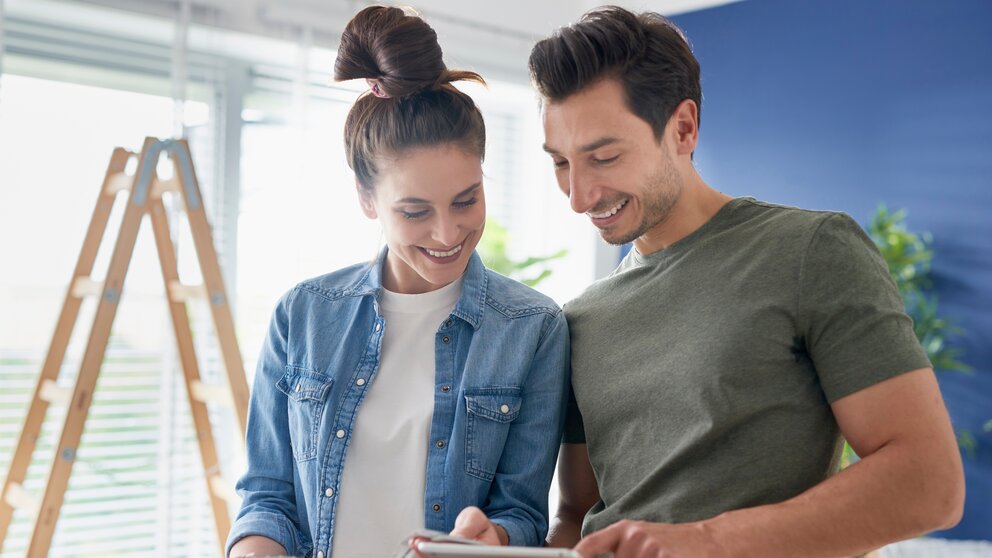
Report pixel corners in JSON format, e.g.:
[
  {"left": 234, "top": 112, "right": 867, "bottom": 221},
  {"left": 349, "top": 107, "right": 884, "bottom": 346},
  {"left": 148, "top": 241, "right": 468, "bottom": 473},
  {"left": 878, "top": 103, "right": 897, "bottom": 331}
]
[
  {"left": 39, "top": 379, "right": 73, "bottom": 405},
  {"left": 190, "top": 380, "right": 233, "bottom": 407},
  {"left": 71, "top": 277, "right": 104, "bottom": 298},
  {"left": 4, "top": 482, "right": 39, "bottom": 514},
  {"left": 168, "top": 280, "right": 207, "bottom": 302},
  {"left": 105, "top": 172, "right": 133, "bottom": 194},
  {"left": 208, "top": 474, "right": 240, "bottom": 503},
  {"left": 152, "top": 177, "right": 181, "bottom": 198}
]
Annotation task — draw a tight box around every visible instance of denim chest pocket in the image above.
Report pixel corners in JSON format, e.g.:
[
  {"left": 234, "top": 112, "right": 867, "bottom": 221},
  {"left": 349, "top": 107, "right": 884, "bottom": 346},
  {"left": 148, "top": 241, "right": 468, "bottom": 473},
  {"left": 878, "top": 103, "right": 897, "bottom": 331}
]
[
  {"left": 277, "top": 366, "right": 334, "bottom": 462},
  {"left": 464, "top": 388, "right": 522, "bottom": 482}
]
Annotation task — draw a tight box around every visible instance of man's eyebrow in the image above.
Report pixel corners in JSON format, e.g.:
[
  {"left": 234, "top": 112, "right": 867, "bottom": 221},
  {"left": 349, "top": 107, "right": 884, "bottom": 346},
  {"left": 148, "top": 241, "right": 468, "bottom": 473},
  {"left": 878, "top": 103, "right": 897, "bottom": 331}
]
[
  {"left": 396, "top": 183, "right": 481, "bottom": 204},
  {"left": 542, "top": 137, "right": 621, "bottom": 155}
]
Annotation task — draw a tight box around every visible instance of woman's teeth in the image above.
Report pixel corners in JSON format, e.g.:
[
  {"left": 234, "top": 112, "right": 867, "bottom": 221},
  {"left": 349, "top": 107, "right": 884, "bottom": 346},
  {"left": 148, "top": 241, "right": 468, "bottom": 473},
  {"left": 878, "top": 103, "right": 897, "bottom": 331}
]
[{"left": 426, "top": 244, "right": 462, "bottom": 258}]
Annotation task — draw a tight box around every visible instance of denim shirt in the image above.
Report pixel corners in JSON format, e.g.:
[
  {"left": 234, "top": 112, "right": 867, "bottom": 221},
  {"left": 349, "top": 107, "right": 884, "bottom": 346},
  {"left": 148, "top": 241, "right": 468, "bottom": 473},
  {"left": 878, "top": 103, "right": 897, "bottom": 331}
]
[{"left": 227, "top": 251, "right": 570, "bottom": 557}]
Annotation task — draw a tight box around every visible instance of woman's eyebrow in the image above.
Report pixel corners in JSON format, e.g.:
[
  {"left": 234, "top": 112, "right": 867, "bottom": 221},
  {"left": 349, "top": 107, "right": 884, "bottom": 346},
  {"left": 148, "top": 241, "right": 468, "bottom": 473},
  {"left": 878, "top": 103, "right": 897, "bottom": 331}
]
[{"left": 396, "top": 182, "right": 481, "bottom": 204}]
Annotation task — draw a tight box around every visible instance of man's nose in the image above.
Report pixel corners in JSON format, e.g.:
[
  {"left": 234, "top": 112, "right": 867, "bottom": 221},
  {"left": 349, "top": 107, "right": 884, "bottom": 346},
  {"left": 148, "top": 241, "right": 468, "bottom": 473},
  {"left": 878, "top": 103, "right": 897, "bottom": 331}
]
[{"left": 568, "top": 167, "right": 600, "bottom": 214}]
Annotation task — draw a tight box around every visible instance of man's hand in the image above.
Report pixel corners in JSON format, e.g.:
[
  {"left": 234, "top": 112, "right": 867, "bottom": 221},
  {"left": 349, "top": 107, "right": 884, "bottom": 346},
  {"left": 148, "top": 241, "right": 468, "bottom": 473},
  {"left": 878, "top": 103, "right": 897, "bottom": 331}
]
[
  {"left": 575, "top": 519, "right": 724, "bottom": 558},
  {"left": 449, "top": 506, "right": 509, "bottom": 546}
]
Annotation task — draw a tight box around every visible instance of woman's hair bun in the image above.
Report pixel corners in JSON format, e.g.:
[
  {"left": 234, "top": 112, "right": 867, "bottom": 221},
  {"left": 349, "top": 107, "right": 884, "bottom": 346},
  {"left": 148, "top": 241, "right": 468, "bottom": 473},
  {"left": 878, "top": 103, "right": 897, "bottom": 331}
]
[{"left": 334, "top": 6, "right": 446, "bottom": 98}]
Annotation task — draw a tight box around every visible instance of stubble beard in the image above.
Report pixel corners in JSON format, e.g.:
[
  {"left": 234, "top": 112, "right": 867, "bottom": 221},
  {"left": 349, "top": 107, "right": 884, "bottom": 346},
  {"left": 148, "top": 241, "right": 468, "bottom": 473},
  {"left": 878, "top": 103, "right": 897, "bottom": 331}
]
[{"left": 601, "top": 155, "right": 684, "bottom": 246}]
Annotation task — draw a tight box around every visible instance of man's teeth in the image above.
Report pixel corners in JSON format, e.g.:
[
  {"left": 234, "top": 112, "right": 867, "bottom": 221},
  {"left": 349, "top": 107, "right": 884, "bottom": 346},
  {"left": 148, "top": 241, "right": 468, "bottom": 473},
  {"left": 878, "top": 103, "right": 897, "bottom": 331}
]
[
  {"left": 589, "top": 200, "right": 627, "bottom": 219},
  {"left": 426, "top": 244, "right": 463, "bottom": 258}
]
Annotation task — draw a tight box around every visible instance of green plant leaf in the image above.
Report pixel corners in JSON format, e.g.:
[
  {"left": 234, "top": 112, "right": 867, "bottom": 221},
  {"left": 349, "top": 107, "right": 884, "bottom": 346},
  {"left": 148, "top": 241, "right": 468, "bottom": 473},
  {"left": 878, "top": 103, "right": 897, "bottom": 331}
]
[{"left": 477, "top": 217, "right": 567, "bottom": 288}]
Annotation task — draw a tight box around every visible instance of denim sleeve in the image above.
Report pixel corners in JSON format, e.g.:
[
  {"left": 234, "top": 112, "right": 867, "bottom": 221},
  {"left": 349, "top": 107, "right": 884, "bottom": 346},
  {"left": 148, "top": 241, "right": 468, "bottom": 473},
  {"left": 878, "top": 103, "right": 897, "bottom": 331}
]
[
  {"left": 485, "top": 310, "right": 571, "bottom": 547},
  {"left": 226, "top": 291, "right": 309, "bottom": 557}
]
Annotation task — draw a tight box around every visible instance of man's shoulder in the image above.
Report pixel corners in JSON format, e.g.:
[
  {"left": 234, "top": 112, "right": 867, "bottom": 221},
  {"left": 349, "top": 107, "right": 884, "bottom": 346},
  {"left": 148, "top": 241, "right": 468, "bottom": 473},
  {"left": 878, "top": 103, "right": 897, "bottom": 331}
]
[{"left": 730, "top": 197, "right": 840, "bottom": 233}]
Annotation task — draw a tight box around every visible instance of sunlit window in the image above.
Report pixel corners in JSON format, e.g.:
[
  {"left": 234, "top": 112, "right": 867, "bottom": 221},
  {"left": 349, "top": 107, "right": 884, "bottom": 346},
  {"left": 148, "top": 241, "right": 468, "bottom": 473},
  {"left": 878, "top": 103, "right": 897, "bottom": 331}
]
[{"left": 0, "top": 2, "right": 598, "bottom": 555}]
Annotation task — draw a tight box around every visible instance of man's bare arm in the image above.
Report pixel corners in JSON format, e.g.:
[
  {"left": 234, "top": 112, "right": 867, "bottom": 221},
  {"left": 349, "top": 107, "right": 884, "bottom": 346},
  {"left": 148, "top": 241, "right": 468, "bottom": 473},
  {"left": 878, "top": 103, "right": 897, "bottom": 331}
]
[
  {"left": 547, "top": 443, "right": 601, "bottom": 548},
  {"left": 576, "top": 368, "right": 965, "bottom": 558}
]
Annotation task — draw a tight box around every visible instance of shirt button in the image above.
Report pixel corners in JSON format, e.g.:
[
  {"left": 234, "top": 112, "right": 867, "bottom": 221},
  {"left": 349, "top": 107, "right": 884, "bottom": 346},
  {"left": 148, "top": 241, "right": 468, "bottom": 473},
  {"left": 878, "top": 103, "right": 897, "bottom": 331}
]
[
  {"left": 295, "top": 383, "right": 301, "bottom": 393},
  {"left": 336, "top": 429, "right": 345, "bottom": 439},
  {"left": 444, "top": 319, "right": 453, "bottom": 328},
  {"left": 440, "top": 385, "right": 451, "bottom": 393},
  {"left": 325, "top": 487, "right": 334, "bottom": 497},
  {"left": 375, "top": 323, "right": 382, "bottom": 332},
  {"left": 317, "top": 552, "right": 324, "bottom": 558},
  {"left": 435, "top": 439, "right": 446, "bottom": 449},
  {"left": 441, "top": 335, "right": 450, "bottom": 344},
  {"left": 500, "top": 404, "right": 510, "bottom": 414},
  {"left": 432, "top": 504, "right": 441, "bottom": 512},
  {"left": 356, "top": 378, "right": 366, "bottom": 386}
]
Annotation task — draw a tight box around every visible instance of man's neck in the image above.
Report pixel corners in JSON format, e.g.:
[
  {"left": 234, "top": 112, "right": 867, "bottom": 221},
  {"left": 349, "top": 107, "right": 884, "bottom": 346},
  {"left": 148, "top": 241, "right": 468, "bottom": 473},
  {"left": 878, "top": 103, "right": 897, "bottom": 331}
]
[{"left": 633, "top": 178, "right": 732, "bottom": 256}]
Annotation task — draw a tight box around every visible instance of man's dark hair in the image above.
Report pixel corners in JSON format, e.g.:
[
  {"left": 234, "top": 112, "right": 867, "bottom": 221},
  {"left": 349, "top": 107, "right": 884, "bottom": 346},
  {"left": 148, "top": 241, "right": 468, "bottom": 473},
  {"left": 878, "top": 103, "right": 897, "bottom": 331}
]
[{"left": 528, "top": 5, "right": 701, "bottom": 139}]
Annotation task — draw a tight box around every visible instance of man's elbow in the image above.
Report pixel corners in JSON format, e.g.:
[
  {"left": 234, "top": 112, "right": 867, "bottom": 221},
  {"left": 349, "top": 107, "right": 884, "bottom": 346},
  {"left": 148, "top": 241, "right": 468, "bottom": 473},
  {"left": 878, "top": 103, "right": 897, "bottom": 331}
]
[
  {"left": 922, "top": 458, "right": 966, "bottom": 532},
  {"left": 933, "top": 471, "right": 965, "bottom": 530}
]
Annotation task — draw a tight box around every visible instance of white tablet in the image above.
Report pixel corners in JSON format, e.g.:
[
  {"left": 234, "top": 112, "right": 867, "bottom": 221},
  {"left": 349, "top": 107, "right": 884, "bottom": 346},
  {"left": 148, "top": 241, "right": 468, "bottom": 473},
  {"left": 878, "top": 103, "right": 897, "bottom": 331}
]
[{"left": 415, "top": 542, "right": 582, "bottom": 558}]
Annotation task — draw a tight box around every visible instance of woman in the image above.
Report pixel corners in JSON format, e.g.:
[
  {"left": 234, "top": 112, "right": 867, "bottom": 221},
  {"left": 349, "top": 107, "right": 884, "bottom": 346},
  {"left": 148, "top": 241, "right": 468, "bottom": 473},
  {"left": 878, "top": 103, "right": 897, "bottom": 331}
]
[{"left": 226, "top": 6, "right": 570, "bottom": 558}]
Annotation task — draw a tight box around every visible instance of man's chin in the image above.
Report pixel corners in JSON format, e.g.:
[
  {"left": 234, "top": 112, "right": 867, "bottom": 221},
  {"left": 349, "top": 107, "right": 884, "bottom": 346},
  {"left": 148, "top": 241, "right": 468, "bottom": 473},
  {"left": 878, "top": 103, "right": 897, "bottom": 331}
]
[{"left": 599, "top": 228, "right": 640, "bottom": 247}]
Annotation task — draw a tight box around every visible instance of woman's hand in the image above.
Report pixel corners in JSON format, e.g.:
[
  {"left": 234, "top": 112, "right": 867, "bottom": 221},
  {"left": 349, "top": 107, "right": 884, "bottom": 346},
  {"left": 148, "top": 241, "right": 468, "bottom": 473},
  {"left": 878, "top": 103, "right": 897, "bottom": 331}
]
[
  {"left": 449, "top": 506, "right": 509, "bottom": 546},
  {"left": 228, "top": 535, "right": 288, "bottom": 557}
]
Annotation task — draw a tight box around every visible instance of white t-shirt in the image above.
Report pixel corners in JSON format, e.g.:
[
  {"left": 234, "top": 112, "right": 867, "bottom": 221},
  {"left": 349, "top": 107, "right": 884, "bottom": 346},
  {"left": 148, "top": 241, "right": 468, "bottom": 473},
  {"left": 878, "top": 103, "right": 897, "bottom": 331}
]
[{"left": 331, "top": 278, "right": 462, "bottom": 558}]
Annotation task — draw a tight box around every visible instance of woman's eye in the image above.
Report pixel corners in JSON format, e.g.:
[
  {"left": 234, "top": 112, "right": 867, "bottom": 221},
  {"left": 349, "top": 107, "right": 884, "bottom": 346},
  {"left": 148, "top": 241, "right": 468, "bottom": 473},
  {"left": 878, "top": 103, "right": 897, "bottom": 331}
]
[
  {"left": 401, "top": 209, "right": 429, "bottom": 220},
  {"left": 453, "top": 198, "right": 478, "bottom": 209}
]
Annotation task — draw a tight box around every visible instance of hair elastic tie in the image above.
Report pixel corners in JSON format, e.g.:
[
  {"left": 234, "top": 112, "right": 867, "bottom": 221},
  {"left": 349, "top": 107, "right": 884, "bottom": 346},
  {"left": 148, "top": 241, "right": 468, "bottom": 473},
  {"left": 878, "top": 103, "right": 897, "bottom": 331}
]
[{"left": 366, "top": 78, "right": 390, "bottom": 98}]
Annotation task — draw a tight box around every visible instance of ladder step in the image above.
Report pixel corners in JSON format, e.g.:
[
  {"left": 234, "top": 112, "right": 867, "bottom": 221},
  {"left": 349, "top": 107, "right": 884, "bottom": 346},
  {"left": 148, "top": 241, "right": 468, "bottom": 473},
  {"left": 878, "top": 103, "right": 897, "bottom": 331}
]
[
  {"left": 4, "top": 482, "right": 39, "bottom": 514},
  {"left": 168, "top": 280, "right": 207, "bottom": 302},
  {"left": 39, "top": 379, "right": 73, "bottom": 406},
  {"left": 71, "top": 277, "right": 103, "bottom": 298},
  {"left": 208, "top": 474, "right": 240, "bottom": 503},
  {"left": 152, "top": 177, "right": 181, "bottom": 198},
  {"left": 190, "top": 380, "right": 233, "bottom": 407},
  {"left": 105, "top": 172, "right": 133, "bottom": 194}
]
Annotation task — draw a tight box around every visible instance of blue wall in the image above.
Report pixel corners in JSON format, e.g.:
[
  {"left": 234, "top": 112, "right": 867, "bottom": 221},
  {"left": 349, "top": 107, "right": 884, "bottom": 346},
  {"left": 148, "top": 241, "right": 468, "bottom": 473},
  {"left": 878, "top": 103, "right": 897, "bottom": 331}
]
[{"left": 672, "top": 0, "right": 992, "bottom": 541}]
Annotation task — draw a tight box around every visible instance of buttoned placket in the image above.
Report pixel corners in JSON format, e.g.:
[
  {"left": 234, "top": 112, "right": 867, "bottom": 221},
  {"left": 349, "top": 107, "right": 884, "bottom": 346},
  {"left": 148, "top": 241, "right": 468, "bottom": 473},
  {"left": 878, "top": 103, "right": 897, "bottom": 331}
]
[
  {"left": 316, "top": 312, "right": 385, "bottom": 556},
  {"left": 423, "top": 315, "right": 459, "bottom": 529}
]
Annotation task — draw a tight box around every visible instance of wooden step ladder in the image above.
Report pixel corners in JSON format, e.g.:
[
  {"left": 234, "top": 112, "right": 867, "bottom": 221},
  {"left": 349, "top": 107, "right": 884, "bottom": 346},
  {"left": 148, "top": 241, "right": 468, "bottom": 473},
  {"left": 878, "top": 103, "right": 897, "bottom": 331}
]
[{"left": 0, "top": 137, "right": 250, "bottom": 557}]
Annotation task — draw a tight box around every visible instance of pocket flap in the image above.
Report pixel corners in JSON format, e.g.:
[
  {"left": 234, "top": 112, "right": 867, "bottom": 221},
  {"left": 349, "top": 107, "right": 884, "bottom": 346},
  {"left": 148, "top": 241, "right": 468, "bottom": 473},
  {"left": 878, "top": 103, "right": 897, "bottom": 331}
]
[
  {"left": 277, "top": 366, "right": 333, "bottom": 402},
  {"left": 465, "top": 388, "right": 522, "bottom": 423}
]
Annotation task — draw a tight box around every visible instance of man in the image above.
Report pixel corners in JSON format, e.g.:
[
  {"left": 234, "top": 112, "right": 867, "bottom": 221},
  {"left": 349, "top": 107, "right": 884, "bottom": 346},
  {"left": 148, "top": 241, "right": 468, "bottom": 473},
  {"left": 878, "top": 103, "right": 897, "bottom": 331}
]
[{"left": 529, "top": 7, "right": 964, "bottom": 558}]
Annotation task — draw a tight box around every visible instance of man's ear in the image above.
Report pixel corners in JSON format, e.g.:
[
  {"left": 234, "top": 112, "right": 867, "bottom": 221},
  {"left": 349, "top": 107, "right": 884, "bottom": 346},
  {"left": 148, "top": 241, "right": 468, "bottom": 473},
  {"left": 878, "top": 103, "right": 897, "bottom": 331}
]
[
  {"left": 671, "top": 99, "right": 699, "bottom": 156},
  {"left": 357, "top": 182, "right": 378, "bottom": 219}
]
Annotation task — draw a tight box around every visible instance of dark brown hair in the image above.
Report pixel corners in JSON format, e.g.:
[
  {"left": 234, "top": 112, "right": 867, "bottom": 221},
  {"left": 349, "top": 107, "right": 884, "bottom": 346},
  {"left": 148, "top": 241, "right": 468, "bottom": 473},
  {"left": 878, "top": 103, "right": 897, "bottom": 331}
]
[
  {"left": 528, "top": 6, "right": 701, "bottom": 139},
  {"left": 334, "top": 6, "right": 486, "bottom": 190}
]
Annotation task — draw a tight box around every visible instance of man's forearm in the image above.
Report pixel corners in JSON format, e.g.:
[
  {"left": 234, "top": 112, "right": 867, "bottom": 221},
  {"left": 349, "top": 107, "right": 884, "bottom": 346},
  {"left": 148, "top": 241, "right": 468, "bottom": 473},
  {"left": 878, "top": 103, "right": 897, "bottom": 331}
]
[
  {"left": 547, "top": 511, "right": 584, "bottom": 548},
  {"left": 704, "top": 439, "right": 964, "bottom": 558}
]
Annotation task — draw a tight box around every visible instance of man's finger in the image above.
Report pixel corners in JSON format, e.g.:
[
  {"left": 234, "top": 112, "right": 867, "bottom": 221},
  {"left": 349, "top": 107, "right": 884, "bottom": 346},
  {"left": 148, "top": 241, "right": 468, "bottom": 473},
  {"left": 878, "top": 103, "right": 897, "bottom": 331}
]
[{"left": 574, "top": 523, "right": 624, "bottom": 558}]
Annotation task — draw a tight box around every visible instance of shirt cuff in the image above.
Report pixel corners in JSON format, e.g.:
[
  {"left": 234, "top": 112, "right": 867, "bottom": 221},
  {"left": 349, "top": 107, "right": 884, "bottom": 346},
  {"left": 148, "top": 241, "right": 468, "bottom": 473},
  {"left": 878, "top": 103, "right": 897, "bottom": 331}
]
[
  {"left": 492, "top": 517, "right": 531, "bottom": 547},
  {"left": 226, "top": 510, "right": 304, "bottom": 557}
]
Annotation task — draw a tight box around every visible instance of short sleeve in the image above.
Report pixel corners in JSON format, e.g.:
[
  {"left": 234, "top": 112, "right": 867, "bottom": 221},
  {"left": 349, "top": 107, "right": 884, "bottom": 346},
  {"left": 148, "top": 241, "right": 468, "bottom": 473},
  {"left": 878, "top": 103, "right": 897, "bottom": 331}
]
[
  {"left": 562, "top": 384, "right": 587, "bottom": 444},
  {"left": 799, "top": 213, "right": 931, "bottom": 402}
]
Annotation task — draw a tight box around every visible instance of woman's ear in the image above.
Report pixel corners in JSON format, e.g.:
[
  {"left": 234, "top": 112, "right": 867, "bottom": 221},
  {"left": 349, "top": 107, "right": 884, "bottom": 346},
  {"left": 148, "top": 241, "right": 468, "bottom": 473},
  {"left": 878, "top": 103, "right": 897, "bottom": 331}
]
[{"left": 357, "top": 182, "right": 378, "bottom": 219}]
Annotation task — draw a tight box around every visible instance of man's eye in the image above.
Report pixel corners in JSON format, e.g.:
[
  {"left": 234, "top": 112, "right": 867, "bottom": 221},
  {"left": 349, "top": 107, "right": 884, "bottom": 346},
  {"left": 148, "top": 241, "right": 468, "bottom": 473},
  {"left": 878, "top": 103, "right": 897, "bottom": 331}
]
[
  {"left": 593, "top": 155, "right": 620, "bottom": 165},
  {"left": 401, "top": 209, "right": 429, "bottom": 220},
  {"left": 553, "top": 159, "right": 568, "bottom": 169}
]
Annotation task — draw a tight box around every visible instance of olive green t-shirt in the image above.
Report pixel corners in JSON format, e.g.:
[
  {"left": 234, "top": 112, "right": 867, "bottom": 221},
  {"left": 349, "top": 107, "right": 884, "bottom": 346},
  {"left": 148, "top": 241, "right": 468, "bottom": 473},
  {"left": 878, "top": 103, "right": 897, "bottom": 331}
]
[{"left": 563, "top": 197, "right": 930, "bottom": 535}]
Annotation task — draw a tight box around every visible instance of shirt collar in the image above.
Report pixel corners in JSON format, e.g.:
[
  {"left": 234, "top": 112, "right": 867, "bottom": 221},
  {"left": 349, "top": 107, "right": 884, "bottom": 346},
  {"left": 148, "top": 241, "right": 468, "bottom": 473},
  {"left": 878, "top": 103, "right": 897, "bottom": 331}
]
[{"left": 348, "top": 247, "right": 487, "bottom": 329}]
